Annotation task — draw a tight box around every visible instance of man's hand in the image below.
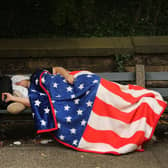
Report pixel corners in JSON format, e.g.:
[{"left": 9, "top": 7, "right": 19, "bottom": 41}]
[
  {"left": 52, "top": 67, "right": 75, "bottom": 84},
  {"left": 2, "top": 93, "right": 14, "bottom": 102},
  {"left": 66, "top": 74, "right": 74, "bottom": 84}
]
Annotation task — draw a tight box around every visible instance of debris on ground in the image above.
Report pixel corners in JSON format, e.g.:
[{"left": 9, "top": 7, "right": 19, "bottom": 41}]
[
  {"left": 13, "top": 141, "right": 22, "bottom": 146},
  {"left": 40, "top": 139, "right": 53, "bottom": 145}
]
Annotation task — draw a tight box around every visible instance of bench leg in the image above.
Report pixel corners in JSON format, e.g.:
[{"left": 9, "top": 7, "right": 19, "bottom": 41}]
[{"left": 136, "top": 64, "right": 145, "bottom": 87}]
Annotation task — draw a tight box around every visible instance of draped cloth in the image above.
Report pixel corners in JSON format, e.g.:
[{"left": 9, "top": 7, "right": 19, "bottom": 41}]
[{"left": 28, "top": 70, "right": 167, "bottom": 155}]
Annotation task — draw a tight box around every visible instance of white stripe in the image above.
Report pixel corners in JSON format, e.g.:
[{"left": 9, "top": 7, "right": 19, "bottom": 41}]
[
  {"left": 74, "top": 71, "right": 93, "bottom": 78},
  {"left": 97, "top": 84, "right": 163, "bottom": 115},
  {"left": 97, "top": 84, "right": 131, "bottom": 109},
  {"left": 88, "top": 111, "right": 152, "bottom": 139},
  {"left": 119, "top": 83, "right": 164, "bottom": 101},
  {"left": 78, "top": 138, "right": 138, "bottom": 154},
  {"left": 123, "top": 97, "right": 163, "bottom": 115}
]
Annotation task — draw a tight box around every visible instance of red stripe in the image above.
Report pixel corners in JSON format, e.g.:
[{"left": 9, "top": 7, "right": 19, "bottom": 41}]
[
  {"left": 157, "top": 99, "right": 167, "bottom": 108},
  {"left": 100, "top": 78, "right": 156, "bottom": 103},
  {"left": 37, "top": 128, "right": 58, "bottom": 134},
  {"left": 93, "top": 97, "right": 160, "bottom": 127},
  {"left": 83, "top": 125, "right": 145, "bottom": 148},
  {"left": 128, "top": 84, "right": 145, "bottom": 90},
  {"left": 69, "top": 71, "right": 82, "bottom": 75}
]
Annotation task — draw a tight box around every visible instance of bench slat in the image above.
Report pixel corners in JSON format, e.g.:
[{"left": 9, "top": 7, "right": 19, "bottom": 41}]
[
  {"left": 149, "top": 88, "right": 168, "bottom": 97},
  {"left": 146, "top": 72, "right": 168, "bottom": 81},
  {"left": 0, "top": 109, "right": 32, "bottom": 114},
  {"left": 96, "top": 72, "right": 135, "bottom": 81}
]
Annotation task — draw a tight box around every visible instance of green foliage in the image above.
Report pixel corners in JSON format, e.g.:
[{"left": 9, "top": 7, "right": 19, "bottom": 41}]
[
  {"left": 115, "top": 54, "right": 133, "bottom": 72},
  {"left": 0, "top": 0, "right": 168, "bottom": 37}
]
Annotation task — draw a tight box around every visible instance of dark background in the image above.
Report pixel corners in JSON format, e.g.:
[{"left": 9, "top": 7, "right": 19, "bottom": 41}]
[{"left": 0, "top": 0, "right": 168, "bottom": 38}]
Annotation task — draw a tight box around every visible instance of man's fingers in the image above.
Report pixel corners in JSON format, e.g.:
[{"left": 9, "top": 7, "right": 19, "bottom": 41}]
[
  {"left": 2, "top": 93, "right": 7, "bottom": 101},
  {"left": 67, "top": 75, "right": 74, "bottom": 84}
]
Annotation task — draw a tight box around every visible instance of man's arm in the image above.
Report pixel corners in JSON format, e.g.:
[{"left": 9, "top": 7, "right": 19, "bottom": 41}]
[
  {"left": 2, "top": 93, "right": 31, "bottom": 107},
  {"left": 52, "top": 67, "right": 74, "bottom": 84}
]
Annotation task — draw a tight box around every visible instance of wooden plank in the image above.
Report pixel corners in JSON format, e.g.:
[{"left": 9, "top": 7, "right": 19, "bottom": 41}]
[
  {"left": 96, "top": 72, "right": 135, "bottom": 81},
  {"left": 136, "top": 64, "right": 145, "bottom": 87},
  {"left": 146, "top": 72, "right": 168, "bottom": 81}
]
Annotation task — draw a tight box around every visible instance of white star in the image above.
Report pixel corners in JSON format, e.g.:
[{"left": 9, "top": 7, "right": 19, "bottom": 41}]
[
  {"left": 74, "top": 99, "right": 80, "bottom": 104},
  {"left": 87, "top": 74, "right": 92, "bottom": 78},
  {"left": 64, "top": 105, "right": 70, "bottom": 111},
  {"left": 44, "top": 107, "right": 50, "bottom": 114},
  {"left": 59, "top": 135, "right": 65, "bottom": 140},
  {"left": 40, "top": 120, "right": 46, "bottom": 126},
  {"left": 71, "top": 94, "right": 75, "bottom": 99},
  {"left": 86, "top": 91, "right": 90, "bottom": 95},
  {"left": 52, "top": 100, "right": 55, "bottom": 103},
  {"left": 67, "top": 86, "right": 73, "bottom": 92},
  {"left": 58, "top": 123, "right": 61, "bottom": 129},
  {"left": 63, "top": 79, "right": 67, "bottom": 83},
  {"left": 53, "top": 82, "right": 58, "bottom": 88},
  {"left": 86, "top": 100, "right": 92, "bottom": 107},
  {"left": 32, "top": 113, "right": 35, "bottom": 118},
  {"left": 81, "top": 120, "right": 87, "bottom": 126},
  {"left": 78, "top": 83, "right": 84, "bottom": 90},
  {"left": 39, "top": 93, "right": 45, "bottom": 96},
  {"left": 77, "top": 109, "right": 83, "bottom": 115},
  {"left": 66, "top": 116, "right": 72, "bottom": 123},
  {"left": 35, "top": 79, "right": 38, "bottom": 85},
  {"left": 41, "top": 77, "right": 45, "bottom": 83},
  {"left": 73, "top": 139, "right": 78, "bottom": 145},
  {"left": 54, "top": 109, "right": 57, "bottom": 114},
  {"left": 34, "top": 99, "right": 41, "bottom": 106},
  {"left": 56, "top": 94, "right": 61, "bottom": 98},
  {"left": 31, "top": 89, "right": 37, "bottom": 92},
  {"left": 93, "top": 79, "right": 98, "bottom": 83},
  {"left": 70, "top": 128, "right": 76, "bottom": 134}
]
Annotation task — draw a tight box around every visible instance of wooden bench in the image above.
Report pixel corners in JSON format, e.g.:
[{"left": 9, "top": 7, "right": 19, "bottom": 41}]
[{"left": 0, "top": 64, "right": 167, "bottom": 121}]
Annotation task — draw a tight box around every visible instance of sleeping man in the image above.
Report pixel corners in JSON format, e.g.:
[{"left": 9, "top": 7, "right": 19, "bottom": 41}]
[{"left": 1, "top": 66, "right": 167, "bottom": 155}]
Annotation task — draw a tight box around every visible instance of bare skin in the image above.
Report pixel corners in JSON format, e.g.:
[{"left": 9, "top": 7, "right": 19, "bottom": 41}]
[
  {"left": 2, "top": 93, "right": 31, "bottom": 107},
  {"left": 2, "top": 67, "right": 74, "bottom": 107},
  {"left": 52, "top": 67, "right": 74, "bottom": 84}
]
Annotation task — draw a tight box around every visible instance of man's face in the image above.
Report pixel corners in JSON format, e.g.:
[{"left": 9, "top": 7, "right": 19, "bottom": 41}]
[{"left": 16, "top": 80, "right": 29, "bottom": 88}]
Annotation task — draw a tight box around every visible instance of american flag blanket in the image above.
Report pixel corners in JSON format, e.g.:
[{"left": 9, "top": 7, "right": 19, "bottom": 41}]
[{"left": 28, "top": 70, "right": 167, "bottom": 155}]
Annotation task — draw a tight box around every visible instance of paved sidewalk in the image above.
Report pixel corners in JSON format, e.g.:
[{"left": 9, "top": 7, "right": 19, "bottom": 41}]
[{"left": 0, "top": 139, "right": 168, "bottom": 168}]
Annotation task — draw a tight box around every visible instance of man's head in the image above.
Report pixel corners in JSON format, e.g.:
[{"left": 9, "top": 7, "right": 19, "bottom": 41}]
[
  {"left": 15, "top": 79, "right": 30, "bottom": 88},
  {"left": 11, "top": 75, "right": 30, "bottom": 88}
]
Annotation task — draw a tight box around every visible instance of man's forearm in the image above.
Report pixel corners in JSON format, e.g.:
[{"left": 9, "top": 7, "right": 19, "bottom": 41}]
[
  {"left": 52, "top": 67, "right": 70, "bottom": 79},
  {"left": 12, "top": 96, "right": 31, "bottom": 107}
]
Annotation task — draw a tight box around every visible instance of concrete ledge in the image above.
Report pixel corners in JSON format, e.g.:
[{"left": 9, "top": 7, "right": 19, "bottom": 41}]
[
  {"left": 0, "top": 37, "right": 133, "bottom": 57},
  {"left": 0, "top": 36, "right": 167, "bottom": 57},
  {"left": 132, "top": 36, "right": 168, "bottom": 54}
]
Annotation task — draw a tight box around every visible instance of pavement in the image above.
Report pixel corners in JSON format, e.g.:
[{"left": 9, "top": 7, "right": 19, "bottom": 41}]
[
  {"left": 0, "top": 122, "right": 168, "bottom": 168},
  {"left": 0, "top": 137, "right": 168, "bottom": 168}
]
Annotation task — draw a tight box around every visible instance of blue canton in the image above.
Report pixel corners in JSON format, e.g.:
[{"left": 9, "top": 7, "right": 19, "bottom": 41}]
[{"left": 29, "top": 70, "right": 100, "bottom": 147}]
